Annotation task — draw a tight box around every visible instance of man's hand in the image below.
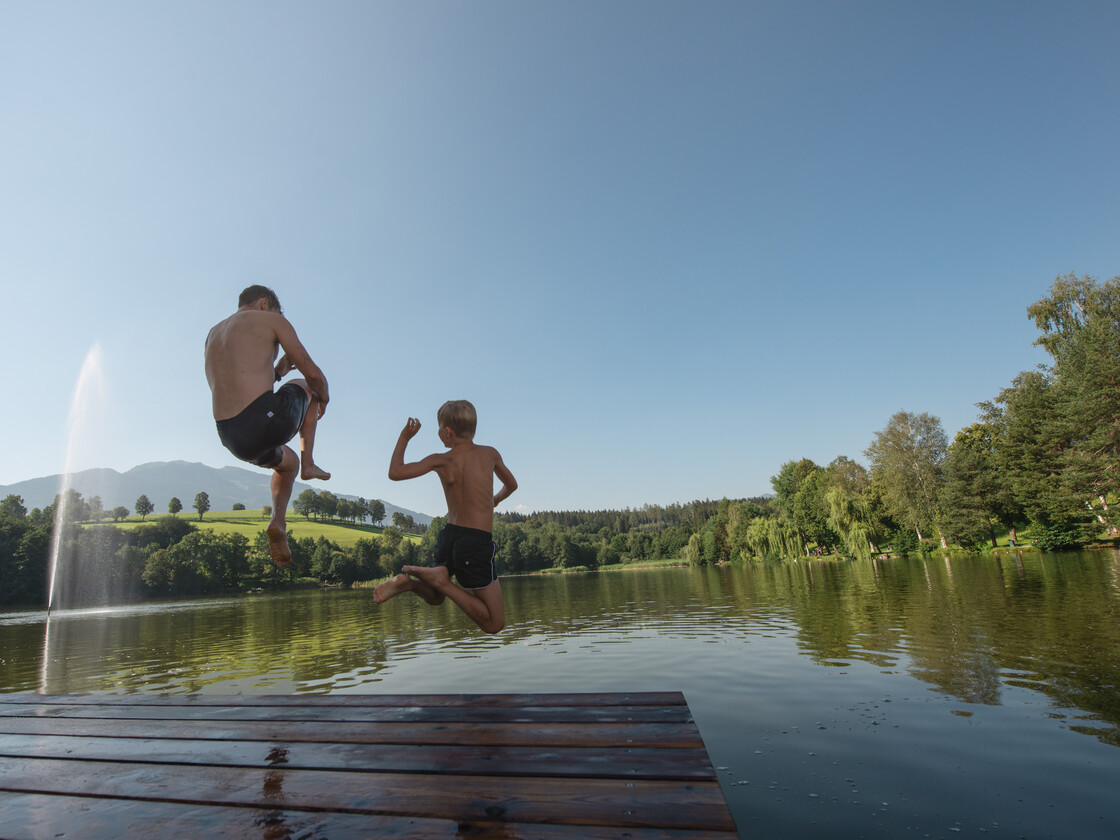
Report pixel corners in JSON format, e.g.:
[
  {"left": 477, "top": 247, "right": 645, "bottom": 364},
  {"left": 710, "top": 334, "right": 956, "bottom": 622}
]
[
  {"left": 274, "top": 354, "right": 296, "bottom": 381},
  {"left": 400, "top": 417, "right": 421, "bottom": 440}
]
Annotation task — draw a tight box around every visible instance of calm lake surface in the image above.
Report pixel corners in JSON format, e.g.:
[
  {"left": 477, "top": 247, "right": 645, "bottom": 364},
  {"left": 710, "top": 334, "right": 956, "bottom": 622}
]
[{"left": 3, "top": 551, "right": 1120, "bottom": 839}]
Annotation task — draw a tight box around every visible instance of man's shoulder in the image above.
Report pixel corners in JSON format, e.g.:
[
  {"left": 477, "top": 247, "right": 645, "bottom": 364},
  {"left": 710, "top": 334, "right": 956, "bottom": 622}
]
[
  {"left": 240, "top": 308, "right": 286, "bottom": 324},
  {"left": 230, "top": 309, "right": 289, "bottom": 336}
]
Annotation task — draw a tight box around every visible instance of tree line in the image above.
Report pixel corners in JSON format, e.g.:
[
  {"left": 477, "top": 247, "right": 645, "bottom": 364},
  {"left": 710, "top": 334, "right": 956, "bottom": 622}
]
[
  {"left": 709, "top": 273, "right": 1120, "bottom": 561},
  {"left": 0, "top": 487, "right": 429, "bottom": 605},
  {"left": 0, "top": 488, "right": 732, "bottom": 605},
  {"left": 0, "top": 484, "right": 416, "bottom": 606},
  {"left": 493, "top": 275, "right": 1120, "bottom": 565},
  {"left": 38, "top": 490, "right": 209, "bottom": 523}
]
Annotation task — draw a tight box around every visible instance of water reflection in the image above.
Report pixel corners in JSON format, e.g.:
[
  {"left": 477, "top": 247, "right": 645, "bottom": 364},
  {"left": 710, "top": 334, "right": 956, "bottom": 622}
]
[
  {"left": 3, "top": 552, "right": 1120, "bottom": 742},
  {"left": 7, "top": 552, "right": 1120, "bottom": 839}
]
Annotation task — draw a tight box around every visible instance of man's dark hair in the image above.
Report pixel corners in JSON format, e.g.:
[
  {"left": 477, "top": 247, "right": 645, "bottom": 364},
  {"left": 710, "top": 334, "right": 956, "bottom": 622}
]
[{"left": 238, "top": 285, "right": 282, "bottom": 312}]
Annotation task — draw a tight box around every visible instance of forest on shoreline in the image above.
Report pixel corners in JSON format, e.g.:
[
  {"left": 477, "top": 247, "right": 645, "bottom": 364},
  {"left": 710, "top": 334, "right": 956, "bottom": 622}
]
[{"left": 3, "top": 274, "right": 1119, "bottom": 607}]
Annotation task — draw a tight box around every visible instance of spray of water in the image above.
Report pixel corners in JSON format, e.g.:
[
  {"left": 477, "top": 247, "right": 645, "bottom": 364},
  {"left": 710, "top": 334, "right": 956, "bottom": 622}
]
[{"left": 46, "top": 343, "right": 105, "bottom": 614}]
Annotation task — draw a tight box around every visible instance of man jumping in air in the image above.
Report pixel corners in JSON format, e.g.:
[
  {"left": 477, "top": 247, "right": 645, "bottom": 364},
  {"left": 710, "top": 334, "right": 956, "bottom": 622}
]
[{"left": 204, "top": 285, "right": 330, "bottom": 564}]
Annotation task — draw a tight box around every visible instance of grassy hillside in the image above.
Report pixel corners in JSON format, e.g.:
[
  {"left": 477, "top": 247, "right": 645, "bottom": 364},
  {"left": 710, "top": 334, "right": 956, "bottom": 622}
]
[{"left": 89, "top": 509, "right": 423, "bottom": 548}]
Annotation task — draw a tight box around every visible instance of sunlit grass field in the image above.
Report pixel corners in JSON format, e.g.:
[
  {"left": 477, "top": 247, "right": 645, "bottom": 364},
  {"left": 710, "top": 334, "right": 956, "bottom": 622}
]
[{"left": 89, "top": 509, "right": 422, "bottom": 548}]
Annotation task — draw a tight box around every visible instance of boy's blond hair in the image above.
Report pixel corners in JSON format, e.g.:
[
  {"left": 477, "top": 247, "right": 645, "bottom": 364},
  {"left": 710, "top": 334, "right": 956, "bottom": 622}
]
[{"left": 438, "top": 400, "right": 477, "bottom": 438}]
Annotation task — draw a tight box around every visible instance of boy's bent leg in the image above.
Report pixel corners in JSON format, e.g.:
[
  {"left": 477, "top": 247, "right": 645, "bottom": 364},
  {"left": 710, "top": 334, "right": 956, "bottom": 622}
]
[
  {"left": 404, "top": 566, "right": 505, "bottom": 634},
  {"left": 291, "top": 379, "right": 330, "bottom": 481},
  {"left": 373, "top": 572, "right": 445, "bottom": 606},
  {"left": 267, "top": 445, "right": 299, "bottom": 565},
  {"left": 471, "top": 580, "right": 506, "bottom": 634}
]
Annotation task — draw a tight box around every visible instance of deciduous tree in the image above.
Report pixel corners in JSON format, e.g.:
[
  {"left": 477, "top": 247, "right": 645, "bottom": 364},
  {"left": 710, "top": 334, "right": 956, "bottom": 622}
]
[
  {"left": 0, "top": 495, "right": 27, "bottom": 520},
  {"left": 135, "top": 494, "right": 154, "bottom": 520},
  {"left": 865, "top": 411, "right": 947, "bottom": 545},
  {"left": 193, "top": 492, "right": 210, "bottom": 521},
  {"left": 367, "top": 499, "right": 386, "bottom": 527},
  {"left": 318, "top": 491, "right": 338, "bottom": 520},
  {"left": 293, "top": 489, "right": 318, "bottom": 520}
]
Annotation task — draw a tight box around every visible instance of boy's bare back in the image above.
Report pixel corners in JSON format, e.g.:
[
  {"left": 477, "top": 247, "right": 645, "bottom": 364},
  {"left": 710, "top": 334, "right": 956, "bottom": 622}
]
[
  {"left": 436, "top": 441, "right": 512, "bottom": 532},
  {"left": 388, "top": 416, "right": 517, "bottom": 533}
]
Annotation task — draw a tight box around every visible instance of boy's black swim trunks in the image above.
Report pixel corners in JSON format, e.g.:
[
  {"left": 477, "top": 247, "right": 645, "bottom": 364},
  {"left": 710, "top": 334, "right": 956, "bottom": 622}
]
[
  {"left": 433, "top": 524, "right": 497, "bottom": 590},
  {"left": 215, "top": 383, "right": 310, "bottom": 469}
]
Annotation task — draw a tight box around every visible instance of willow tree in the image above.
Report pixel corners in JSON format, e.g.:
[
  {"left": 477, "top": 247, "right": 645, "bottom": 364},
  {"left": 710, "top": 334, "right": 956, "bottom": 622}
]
[
  {"left": 743, "top": 516, "right": 773, "bottom": 560},
  {"left": 824, "top": 487, "right": 876, "bottom": 562},
  {"left": 824, "top": 456, "right": 884, "bottom": 560},
  {"left": 767, "top": 515, "right": 804, "bottom": 560},
  {"left": 864, "top": 411, "right": 948, "bottom": 547}
]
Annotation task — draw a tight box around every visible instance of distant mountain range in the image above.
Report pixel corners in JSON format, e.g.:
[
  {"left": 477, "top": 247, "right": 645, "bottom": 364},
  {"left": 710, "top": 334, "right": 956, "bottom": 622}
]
[{"left": 0, "top": 461, "right": 433, "bottom": 525}]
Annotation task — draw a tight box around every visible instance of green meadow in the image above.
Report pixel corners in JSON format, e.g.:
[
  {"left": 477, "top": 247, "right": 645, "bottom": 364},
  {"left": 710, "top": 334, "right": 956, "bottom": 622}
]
[{"left": 90, "top": 509, "right": 423, "bottom": 548}]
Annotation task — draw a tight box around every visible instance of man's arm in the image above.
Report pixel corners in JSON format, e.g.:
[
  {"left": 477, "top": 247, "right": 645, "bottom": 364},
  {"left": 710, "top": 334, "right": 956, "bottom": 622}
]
[
  {"left": 273, "top": 315, "right": 330, "bottom": 412},
  {"left": 493, "top": 451, "right": 517, "bottom": 507},
  {"left": 274, "top": 353, "right": 293, "bottom": 382},
  {"left": 388, "top": 418, "right": 449, "bottom": 481}
]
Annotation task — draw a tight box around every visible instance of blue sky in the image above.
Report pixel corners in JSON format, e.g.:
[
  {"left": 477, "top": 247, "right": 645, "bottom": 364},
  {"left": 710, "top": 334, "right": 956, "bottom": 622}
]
[{"left": 2, "top": 1, "right": 1118, "bottom": 519}]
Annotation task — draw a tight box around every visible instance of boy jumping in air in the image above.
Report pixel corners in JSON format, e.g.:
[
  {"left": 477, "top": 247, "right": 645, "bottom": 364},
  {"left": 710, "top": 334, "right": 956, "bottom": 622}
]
[{"left": 375, "top": 400, "right": 517, "bottom": 634}]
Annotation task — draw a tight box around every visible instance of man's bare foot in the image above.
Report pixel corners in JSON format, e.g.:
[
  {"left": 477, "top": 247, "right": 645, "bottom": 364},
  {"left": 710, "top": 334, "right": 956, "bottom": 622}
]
[
  {"left": 266, "top": 524, "right": 292, "bottom": 566},
  {"left": 373, "top": 573, "right": 412, "bottom": 604},
  {"left": 402, "top": 564, "right": 451, "bottom": 591},
  {"left": 301, "top": 463, "right": 331, "bottom": 481}
]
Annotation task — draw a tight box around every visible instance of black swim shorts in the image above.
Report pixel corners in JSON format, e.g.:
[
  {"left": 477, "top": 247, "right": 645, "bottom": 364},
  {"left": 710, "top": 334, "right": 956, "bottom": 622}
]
[
  {"left": 215, "top": 383, "right": 310, "bottom": 469},
  {"left": 433, "top": 524, "right": 498, "bottom": 590}
]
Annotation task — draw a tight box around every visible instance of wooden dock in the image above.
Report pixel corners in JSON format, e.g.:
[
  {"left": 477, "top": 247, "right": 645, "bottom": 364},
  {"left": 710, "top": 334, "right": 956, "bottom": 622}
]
[{"left": 0, "top": 691, "right": 738, "bottom": 839}]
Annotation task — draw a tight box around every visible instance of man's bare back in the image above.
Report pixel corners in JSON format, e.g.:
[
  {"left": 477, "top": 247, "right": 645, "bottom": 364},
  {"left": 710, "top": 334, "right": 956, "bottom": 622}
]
[
  {"left": 204, "top": 287, "right": 331, "bottom": 564},
  {"left": 205, "top": 309, "right": 291, "bottom": 420}
]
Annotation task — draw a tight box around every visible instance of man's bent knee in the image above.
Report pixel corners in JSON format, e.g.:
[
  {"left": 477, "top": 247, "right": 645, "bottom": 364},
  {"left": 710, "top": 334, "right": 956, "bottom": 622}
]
[{"left": 275, "top": 445, "right": 299, "bottom": 475}]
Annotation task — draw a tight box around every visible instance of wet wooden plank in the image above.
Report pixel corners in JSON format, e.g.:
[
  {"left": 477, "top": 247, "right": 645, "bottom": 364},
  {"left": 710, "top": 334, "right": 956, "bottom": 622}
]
[
  {"left": 0, "top": 693, "right": 739, "bottom": 837},
  {"left": 0, "top": 715, "right": 705, "bottom": 748},
  {"left": 0, "top": 791, "right": 737, "bottom": 840},
  {"left": 0, "top": 691, "right": 687, "bottom": 708},
  {"left": 0, "top": 701, "right": 689, "bottom": 724},
  {"left": 0, "top": 757, "right": 734, "bottom": 831},
  {"left": 0, "top": 734, "right": 718, "bottom": 780}
]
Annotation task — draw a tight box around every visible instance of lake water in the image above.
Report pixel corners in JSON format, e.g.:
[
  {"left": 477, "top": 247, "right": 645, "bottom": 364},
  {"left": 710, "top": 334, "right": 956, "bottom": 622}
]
[{"left": 3, "top": 551, "right": 1120, "bottom": 839}]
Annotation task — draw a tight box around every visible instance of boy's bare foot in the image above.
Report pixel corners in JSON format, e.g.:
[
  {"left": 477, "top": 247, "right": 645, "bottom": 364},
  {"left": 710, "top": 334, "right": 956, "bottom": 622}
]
[
  {"left": 402, "top": 564, "right": 450, "bottom": 591},
  {"left": 301, "top": 464, "right": 331, "bottom": 481},
  {"left": 266, "top": 524, "right": 292, "bottom": 566},
  {"left": 373, "top": 573, "right": 412, "bottom": 604}
]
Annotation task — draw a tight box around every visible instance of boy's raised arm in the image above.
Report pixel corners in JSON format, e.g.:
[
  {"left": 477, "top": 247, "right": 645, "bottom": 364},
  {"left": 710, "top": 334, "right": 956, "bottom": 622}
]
[{"left": 388, "top": 418, "right": 445, "bottom": 481}]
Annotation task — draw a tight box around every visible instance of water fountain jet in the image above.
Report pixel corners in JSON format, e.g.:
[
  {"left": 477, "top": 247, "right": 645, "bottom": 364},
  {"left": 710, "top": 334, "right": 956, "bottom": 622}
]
[{"left": 46, "top": 343, "right": 107, "bottom": 614}]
